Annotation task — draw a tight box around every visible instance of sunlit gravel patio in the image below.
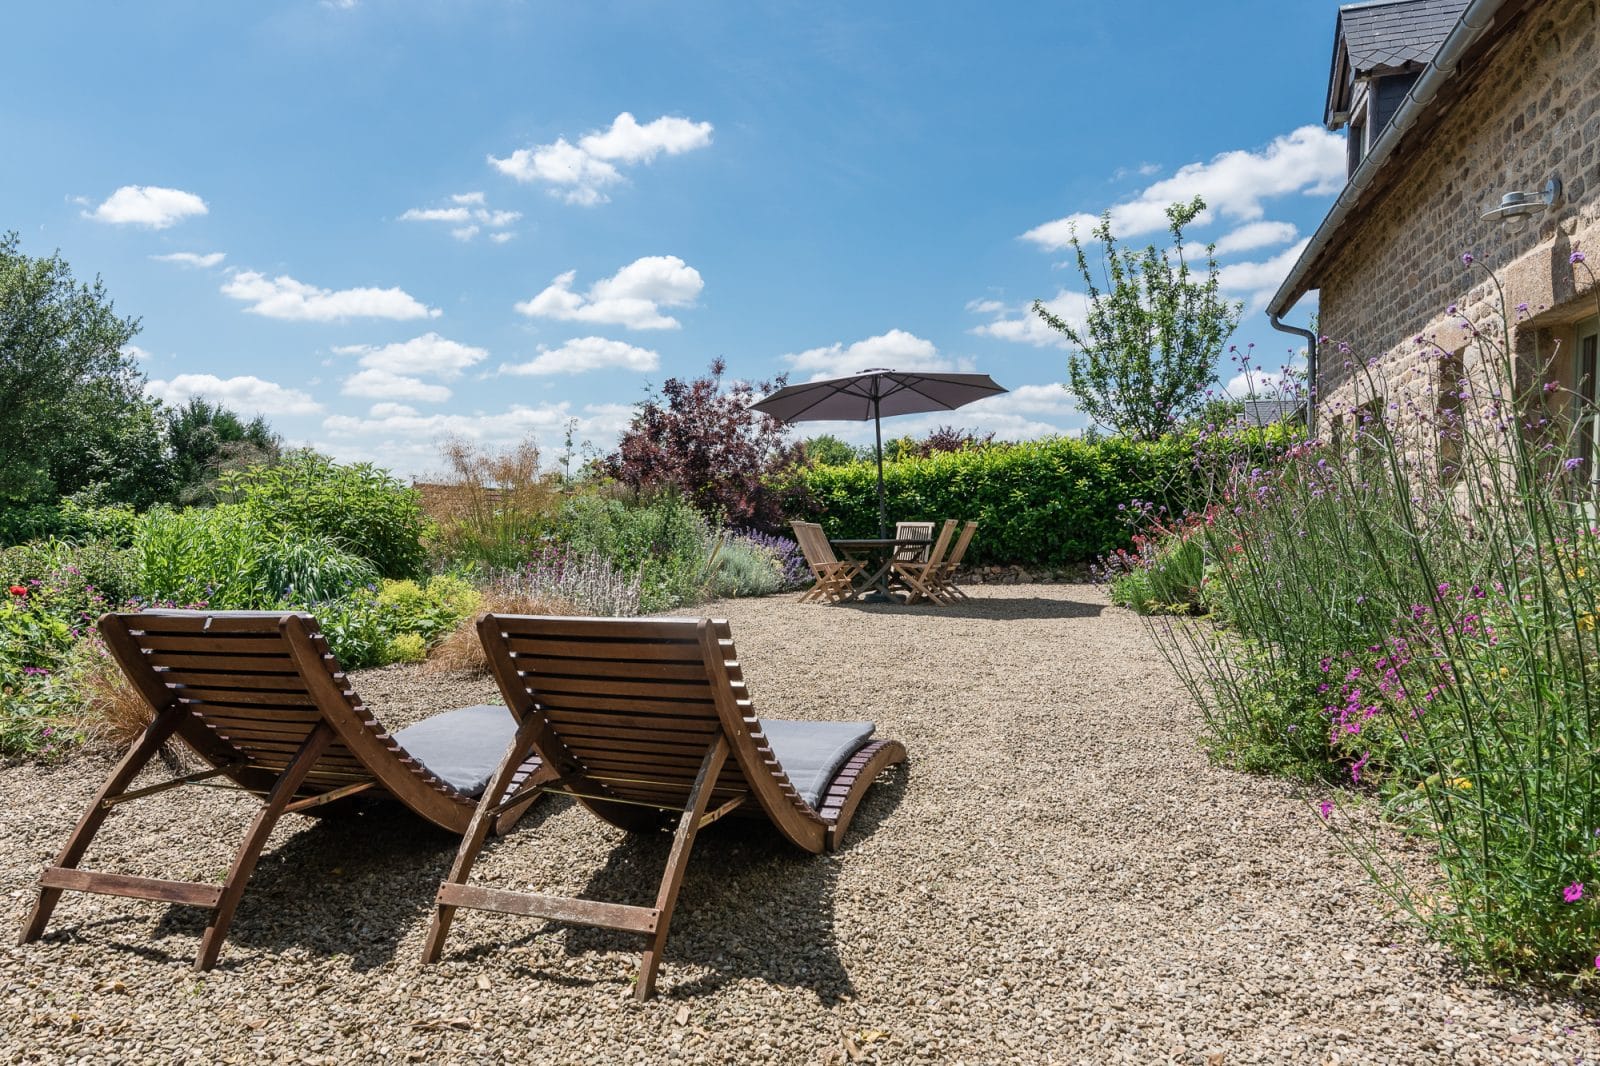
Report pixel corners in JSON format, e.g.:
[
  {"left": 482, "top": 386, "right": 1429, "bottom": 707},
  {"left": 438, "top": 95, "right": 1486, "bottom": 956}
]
[{"left": 3, "top": 584, "right": 1597, "bottom": 1064}]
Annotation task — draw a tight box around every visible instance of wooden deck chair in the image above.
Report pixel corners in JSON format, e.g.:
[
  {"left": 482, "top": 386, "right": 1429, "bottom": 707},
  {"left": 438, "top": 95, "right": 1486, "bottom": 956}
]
[
  {"left": 890, "top": 519, "right": 958, "bottom": 604},
  {"left": 423, "top": 614, "right": 908, "bottom": 1000},
  {"left": 18, "top": 609, "right": 545, "bottom": 972},
  {"left": 791, "top": 521, "right": 866, "bottom": 603},
  {"left": 932, "top": 520, "right": 980, "bottom": 600}
]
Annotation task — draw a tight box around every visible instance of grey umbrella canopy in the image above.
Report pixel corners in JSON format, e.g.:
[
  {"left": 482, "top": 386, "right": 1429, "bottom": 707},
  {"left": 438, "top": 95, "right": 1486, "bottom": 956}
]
[{"left": 750, "top": 368, "right": 1007, "bottom": 537}]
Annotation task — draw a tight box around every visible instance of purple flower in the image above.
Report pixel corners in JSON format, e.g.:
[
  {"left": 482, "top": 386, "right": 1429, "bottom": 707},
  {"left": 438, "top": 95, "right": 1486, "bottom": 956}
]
[
  {"left": 1566, "top": 458, "right": 1585, "bottom": 472},
  {"left": 1446, "top": 304, "right": 1458, "bottom": 315},
  {"left": 1350, "top": 751, "right": 1371, "bottom": 784},
  {"left": 1566, "top": 881, "right": 1585, "bottom": 903},
  {"left": 1572, "top": 251, "right": 1587, "bottom": 265},
  {"left": 1318, "top": 800, "right": 1333, "bottom": 820},
  {"left": 1461, "top": 252, "right": 1475, "bottom": 266}
]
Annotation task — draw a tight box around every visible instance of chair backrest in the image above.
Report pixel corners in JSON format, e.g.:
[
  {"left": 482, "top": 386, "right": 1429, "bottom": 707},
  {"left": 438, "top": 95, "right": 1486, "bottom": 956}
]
[
  {"left": 791, "top": 521, "right": 840, "bottom": 568},
  {"left": 944, "top": 520, "right": 979, "bottom": 570},
  {"left": 477, "top": 614, "right": 830, "bottom": 853},
  {"left": 921, "top": 519, "right": 959, "bottom": 568},
  {"left": 99, "top": 610, "right": 479, "bottom": 830},
  {"left": 893, "top": 521, "right": 935, "bottom": 562}
]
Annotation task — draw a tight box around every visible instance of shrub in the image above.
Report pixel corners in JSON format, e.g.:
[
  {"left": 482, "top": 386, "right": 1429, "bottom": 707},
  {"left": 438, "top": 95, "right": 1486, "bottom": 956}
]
[
  {"left": 219, "top": 450, "right": 428, "bottom": 579},
  {"left": 554, "top": 490, "right": 715, "bottom": 612},
  {"left": 1151, "top": 257, "right": 1600, "bottom": 981},
  {"left": 0, "top": 572, "right": 107, "bottom": 758},
  {"left": 1100, "top": 512, "right": 1210, "bottom": 615},
  {"left": 1, "top": 537, "right": 141, "bottom": 613},
  {"left": 133, "top": 504, "right": 378, "bottom": 609},
  {"left": 790, "top": 429, "right": 1294, "bottom": 567},
  {"left": 706, "top": 536, "right": 784, "bottom": 598},
  {"left": 423, "top": 436, "right": 562, "bottom": 572},
  {"left": 313, "top": 576, "right": 480, "bottom": 671}
]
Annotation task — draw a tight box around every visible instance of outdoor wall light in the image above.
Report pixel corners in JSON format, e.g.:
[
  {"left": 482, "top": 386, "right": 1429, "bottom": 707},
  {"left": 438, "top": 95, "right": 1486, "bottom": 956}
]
[{"left": 1481, "top": 176, "right": 1562, "bottom": 231}]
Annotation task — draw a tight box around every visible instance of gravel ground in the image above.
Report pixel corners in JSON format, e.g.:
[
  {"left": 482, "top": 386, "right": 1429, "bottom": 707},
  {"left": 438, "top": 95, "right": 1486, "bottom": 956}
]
[{"left": 2, "top": 584, "right": 1598, "bottom": 1064}]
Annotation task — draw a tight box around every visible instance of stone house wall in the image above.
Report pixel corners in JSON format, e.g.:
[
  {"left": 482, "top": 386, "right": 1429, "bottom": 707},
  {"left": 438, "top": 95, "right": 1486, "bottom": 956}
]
[{"left": 1314, "top": 0, "right": 1600, "bottom": 463}]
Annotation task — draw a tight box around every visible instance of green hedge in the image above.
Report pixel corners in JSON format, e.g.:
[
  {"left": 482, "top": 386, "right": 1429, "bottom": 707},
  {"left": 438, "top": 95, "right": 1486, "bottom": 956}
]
[{"left": 788, "top": 431, "right": 1292, "bottom": 567}]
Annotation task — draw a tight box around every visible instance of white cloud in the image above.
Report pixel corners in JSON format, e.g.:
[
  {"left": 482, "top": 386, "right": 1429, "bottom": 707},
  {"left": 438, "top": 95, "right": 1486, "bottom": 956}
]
[
  {"left": 1021, "top": 126, "right": 1344, "bottom": 250},
  {"left": 221, "top": 270, "right": 440, "bottom": 322},
  {"left": 341, "top": 367, "right": 452, "bottom": 403},
  {"left": 122, "top": 344, "right": 151, "bottom": 361},
  {"left": 147, "top": 373, "right": 323, "bottom": 416},
  {"left": 498, "top": 336, "right": 660, "bottom": 376},
  {"left": 333, "top": 332, "right": 487, "bottom": 378},
  {"left": 489, "top": 111, "right": 713, "bottom": 206},
  {"left": 88, "top": 185, "right": 208, "bottom": 229},
  {"left": 315, "top": 401, "right": 632, "bottom": 477},
  {"left": 516, "top": 256, "right": 702, "bottom": 330},
  {"left": 150, "top": 251, "right": 225, "bottom": 268},
  {"left": 489, "top": 231, "right": 515, "bottom": 244},
  {"left": 969, "top": 290, "right": 1085, "bottom": 349},
  {"left": 399, "top": 193, "right": 521, "bottom": 241},
  {"left": 1216, "top": 238, "right": 1312, "bottom": 312},
  {"left": 782, "top": 329, "right": 971, "bottom": 383},
  {"left": 1208, "top": 220, "right": 1299, "bottom": 257}
]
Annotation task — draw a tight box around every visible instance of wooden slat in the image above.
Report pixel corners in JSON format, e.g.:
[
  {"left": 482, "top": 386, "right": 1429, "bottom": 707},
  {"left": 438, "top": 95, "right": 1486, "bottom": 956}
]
[
  {"left": 518, "top": 658, "right": 714, "bottom": 682},
  {"left": 145, "top": 652, "right": 298, "bottom": 674},
  {"left": 138, "top": 635, "right": 289, "bottom": 654},
  {"left": 171, "top": 687, "right": 318, "bottom": 707},
  {"left": 522, "top": 674, "right": 713, "bottom": 700},
  {"left": 493, "top": 618, "right": 702, "bottom": 642},
  {"left": 543, "top": 709, "right": 718, "bottom": 733},
  {"left": 435, "top": 883, "right": 659, "bottom": 934},
  {"left": 181, "top": 703, "right": 323, "bottom": 723},
  {"left": 39, "top": 867, "right": 222, "bottom": 908},
  {"left": 561, "top": 748, "right": 711, "bottom": 771},
  {"left": 501, "top": 637, "right": 704, "bottom": 662},
  {"left": 550, "top": 732, "right": 713, "bottom": 757},
  {"left": 129, "top": 614, "right": 292, "bottom": 635},
  {"left": 155, "top": 671, "right": 317, "bottom": 692}
]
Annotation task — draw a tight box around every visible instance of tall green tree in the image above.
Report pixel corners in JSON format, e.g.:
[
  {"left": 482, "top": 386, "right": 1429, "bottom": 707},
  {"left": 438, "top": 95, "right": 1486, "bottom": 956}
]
[
  {"left": 0, "top": 231, "right": 168, "bottom": 507},
  {"left": 166, "top": 397, "right": 282, "bottom": 504},
  {"left": 1032, "top": 197, "right": 1241, "bottom": 441}
]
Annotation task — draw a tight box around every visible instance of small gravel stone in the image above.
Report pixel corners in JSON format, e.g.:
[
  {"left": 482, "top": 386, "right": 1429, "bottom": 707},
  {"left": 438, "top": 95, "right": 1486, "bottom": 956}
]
[{"left": 1, "top": 584, "right": 1595, "bottom": 1062}]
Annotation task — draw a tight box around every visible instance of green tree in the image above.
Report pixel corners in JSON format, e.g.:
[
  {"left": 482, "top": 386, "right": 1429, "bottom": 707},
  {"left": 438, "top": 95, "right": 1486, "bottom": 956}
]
[
  {"left": 1032, "top": 197, "right": 1240, "bottom": 441},
  {"left": 0, "top": 231, "right": 169, "bottom": 507},
  {"left": 801, "top": 434, "right": 861, "bottom": 466},
  {"left": 166, "top": 397, "right": 282, "bottom": 504}
]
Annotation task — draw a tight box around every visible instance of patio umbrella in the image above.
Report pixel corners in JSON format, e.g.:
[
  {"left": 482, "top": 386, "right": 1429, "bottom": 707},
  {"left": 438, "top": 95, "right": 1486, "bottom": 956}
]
[{"left": 750, "top": 368, "right": 1007, "bottom": 537}]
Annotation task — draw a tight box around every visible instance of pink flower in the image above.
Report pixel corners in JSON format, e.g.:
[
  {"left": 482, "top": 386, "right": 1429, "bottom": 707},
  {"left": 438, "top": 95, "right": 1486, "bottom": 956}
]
[
  {"left": 1318, "top": 800, "right": 1333, "bottom": 820},
  {"left": 1565, "top": 881, "right": 1584, "bottom": 903}
]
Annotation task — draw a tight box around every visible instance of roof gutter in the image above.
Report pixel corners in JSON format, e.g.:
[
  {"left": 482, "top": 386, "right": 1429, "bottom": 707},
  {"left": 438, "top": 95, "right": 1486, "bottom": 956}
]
[
  {"left": 1267, "top": 314, "right": 1319, "bottom": 429},
  {"left": 1265, "top": 0, "right": 1510, "bottom": 319}
]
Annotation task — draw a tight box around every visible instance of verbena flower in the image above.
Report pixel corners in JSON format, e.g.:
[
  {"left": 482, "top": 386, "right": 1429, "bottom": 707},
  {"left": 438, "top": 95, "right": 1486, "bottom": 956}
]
[{"left": 1565, "top": 881, "right": 1584, "bottom": 903}]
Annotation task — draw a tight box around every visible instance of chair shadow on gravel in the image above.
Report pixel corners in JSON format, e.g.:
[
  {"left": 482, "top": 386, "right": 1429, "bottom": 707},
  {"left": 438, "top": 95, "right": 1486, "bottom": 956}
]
[
  {"left": 834, "top": 596, "right": 1106, "bottom": 620},
  {"left": 463, "top": 763, "right": 910, "bottom": 1004},
  {"left": 128, "top": 798, "right": 568, "bottom": 972}
]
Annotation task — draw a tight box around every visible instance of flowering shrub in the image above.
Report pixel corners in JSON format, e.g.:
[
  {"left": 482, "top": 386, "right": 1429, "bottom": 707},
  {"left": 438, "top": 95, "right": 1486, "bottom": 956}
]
[
  {"left": 490, "top": 546, "right": 644, "bottom": 618},
  {"left": 1099, "top": 508, "right": 1212, "bottom": 614},
  {"left": 0, "top": 570, "right": 108, "bottom": 757},
  {"left": 1152, "top": 255, "right": 1600, "bottom": 979}
]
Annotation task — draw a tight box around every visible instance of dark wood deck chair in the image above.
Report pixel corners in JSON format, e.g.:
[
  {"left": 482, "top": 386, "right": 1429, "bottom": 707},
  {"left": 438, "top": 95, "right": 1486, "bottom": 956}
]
[
  {"left": 791, "top": 521, "right": 866, "bottom": 603},
  {"left": 890, "top": 519, "right": 958, "bottom": 604},
  {"left": 933, "top": 520, "right": 980, "bottom": 600},
  {"left": 423, "top": 614, "right": 908, "bottom": 1000},
  {"left": 18, "top": 609, "right": 545, "bottom": 971}
]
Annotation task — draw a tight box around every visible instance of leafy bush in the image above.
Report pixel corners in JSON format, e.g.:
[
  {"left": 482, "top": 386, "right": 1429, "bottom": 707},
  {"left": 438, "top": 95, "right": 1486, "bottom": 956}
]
[
  {"left": 554, "top": 490, "right": 715, "bottom": 612},
  {"left": 0, "top": 575, "right": 106, "bottom": 757},
  {"left": 1, "top": 537, "right": 141, "bottom": 612},
  {"left": 134, "top": 504, "right": 378, "bottom": 609},
  {"left": 220, "top": 450, "right": 428, "bottom": 579},
  {"left": 706, "top": 537, "right": 784, "bottom": 598},
  {"left": 791, "top": 430, "right": 1293, "bottom": 566},
  {"left": 1152, "top": 258, "right": 1600, "bottom": 981},
  {"left": 314, "top": 577, "right": 479, "bottom": 670},
  {"left": 0, "top": 499, "right": 138, "bottom": 548},
  {"left": 1100, "top": 512, "right": 1210, "bottom": 615},
  {"left": 423, "top": 437, "right": 562, "bottom": 572},
  {"left": 728, "top": 529, "right": 809, "bottom": 590}
]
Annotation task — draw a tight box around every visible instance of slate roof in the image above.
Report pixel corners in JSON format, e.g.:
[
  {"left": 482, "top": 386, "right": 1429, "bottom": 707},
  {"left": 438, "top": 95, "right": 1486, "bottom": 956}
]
[
  {"left": 1241, "top": 398, "right": 1307, "bottom": 427},
  {"left": 1338, "top": 0, "right": 1469, "bottom": 77}
]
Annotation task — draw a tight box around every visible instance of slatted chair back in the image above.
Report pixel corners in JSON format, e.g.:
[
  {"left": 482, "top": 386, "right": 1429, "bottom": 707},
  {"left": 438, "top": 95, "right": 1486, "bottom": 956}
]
[
  {"left": 893, "top": 521, "right": 935, "bottom": 562},
  {"left": 103, "top": 610, "right": 482, "bottom": 830},
  {"left": 944, "top": 520, "right": 978, "bottom": 569},
  {"left": 791, "top": 520, "right": 839, "bottom": 568},
  {"left": 477, "top": 614, "right": 832, "bottom": 852}
]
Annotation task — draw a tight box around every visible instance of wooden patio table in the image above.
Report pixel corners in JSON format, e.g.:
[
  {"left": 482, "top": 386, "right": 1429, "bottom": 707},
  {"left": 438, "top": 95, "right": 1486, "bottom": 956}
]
[{"left": 831, "top": 537, "right": 931, "bottom": 603}]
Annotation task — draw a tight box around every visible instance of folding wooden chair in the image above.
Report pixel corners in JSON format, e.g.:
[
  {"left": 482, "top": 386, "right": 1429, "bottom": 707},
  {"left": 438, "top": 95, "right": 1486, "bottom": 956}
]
[
  {"left": 422, "top": 614, "right": 908, "bottom": 999},
  {"left": 892, "top": 521, "right": 935, "bottom": 562},
  {"left": 890, "top": 519, "right": 957, "bottom": 604},
  {"left": 791, "top": 521, "right": 866, "bottom": 603},
  {"left": 18, "top": 610, "right": 543, "bottom": 971},
  {"left": 932, "top": 520, "right": 980, "bottom": 600}
]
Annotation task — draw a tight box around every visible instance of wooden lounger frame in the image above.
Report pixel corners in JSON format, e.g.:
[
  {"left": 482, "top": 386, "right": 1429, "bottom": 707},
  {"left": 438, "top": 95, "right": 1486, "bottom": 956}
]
[
  {"left": 422, "top": 614, "right": 906, "bottom": 999},
  {"left": 18, "top": 610, "right": 540, "bottom": 971}
]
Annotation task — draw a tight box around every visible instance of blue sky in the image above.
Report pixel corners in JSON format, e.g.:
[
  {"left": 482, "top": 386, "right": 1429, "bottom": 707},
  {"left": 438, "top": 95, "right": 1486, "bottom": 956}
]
[{"left": 6, "top": 1, "right": 1344, "bottom": 477}]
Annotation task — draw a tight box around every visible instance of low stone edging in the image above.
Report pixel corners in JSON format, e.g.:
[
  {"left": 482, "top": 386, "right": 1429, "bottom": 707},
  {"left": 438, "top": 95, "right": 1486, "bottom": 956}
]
[{"left": 954, "top": 564, "right": 1091, "bottom": 585}]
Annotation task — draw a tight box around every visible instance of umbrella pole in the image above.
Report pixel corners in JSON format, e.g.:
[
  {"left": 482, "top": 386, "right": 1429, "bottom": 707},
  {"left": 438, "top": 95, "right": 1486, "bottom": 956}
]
[{"left": 873, "top": 394, "right": 886, "bottom": 539}]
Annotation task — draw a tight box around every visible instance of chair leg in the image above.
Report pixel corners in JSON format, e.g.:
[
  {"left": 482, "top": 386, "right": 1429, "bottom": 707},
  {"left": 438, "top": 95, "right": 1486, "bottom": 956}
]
[
  {"left": 18, "top": 706, "right": 186, "bottom": 946},
  {"left": 193, "top": 723, "right": 334, "bottom": 971},
  {"left": 636, "top": 736, "right": 729, "bottom": 1001},
  {"left": 422, "top": 718, "right": 546, "bottom": 964}
]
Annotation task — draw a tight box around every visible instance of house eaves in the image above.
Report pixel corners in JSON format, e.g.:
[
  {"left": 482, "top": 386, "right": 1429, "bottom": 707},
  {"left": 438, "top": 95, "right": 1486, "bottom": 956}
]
[{"left": 1269, "top": 0, "right": 1536, "bottom": 320}]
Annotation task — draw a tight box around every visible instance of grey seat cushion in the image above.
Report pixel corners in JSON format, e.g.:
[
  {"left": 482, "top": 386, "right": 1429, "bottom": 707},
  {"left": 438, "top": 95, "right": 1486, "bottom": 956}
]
[
  {"left": 758, "top": 719, "right": 876, "bottom": 809},
  {"left": 392, "top": 704, "right": 517, "bottom": 798}
]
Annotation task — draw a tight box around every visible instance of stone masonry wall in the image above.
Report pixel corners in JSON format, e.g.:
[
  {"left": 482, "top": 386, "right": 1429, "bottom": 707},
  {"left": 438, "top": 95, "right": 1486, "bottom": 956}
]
[{"left": 1315, "top": 0, "right": 1600, "bottom": 445}]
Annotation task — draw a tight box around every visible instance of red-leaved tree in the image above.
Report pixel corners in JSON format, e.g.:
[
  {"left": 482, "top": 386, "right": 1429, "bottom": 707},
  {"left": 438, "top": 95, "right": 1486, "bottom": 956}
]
[{"left": 603, "top": 359, "right": 803, "bottom": 530}]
